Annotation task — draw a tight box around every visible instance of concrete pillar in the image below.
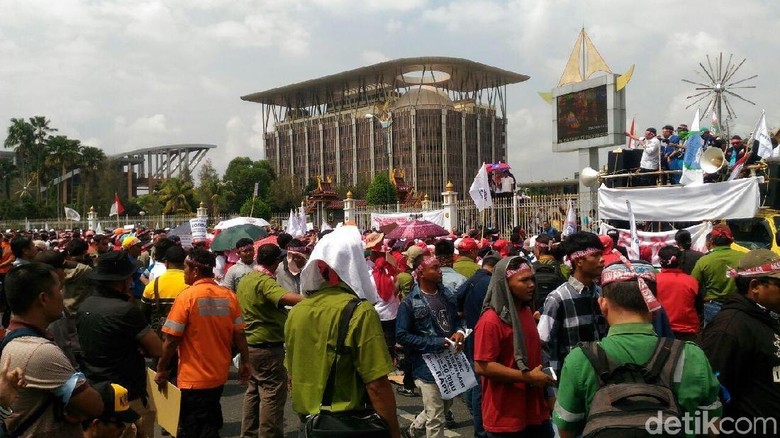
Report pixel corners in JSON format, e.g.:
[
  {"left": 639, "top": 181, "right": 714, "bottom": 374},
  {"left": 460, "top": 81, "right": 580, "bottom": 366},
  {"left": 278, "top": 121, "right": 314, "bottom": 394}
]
[
  {"left": 197, "top": 201, "right": 208, "bottom": 221},
  {"left": 335, "top": 123, "right": 341, "bottom": 185},
  {"left": 369, "top": 119, "right": 376, "bottom": 176},
  {"left": 441, "top": 181, "right": 458, "bottom": 233},
  {"left": 351, "top": 117, "right": 357, "bottom": 186},
  {"left": 319, "top": 124, "right": 325, "bottom": 177},
  {"left": 411, "top": 108, "right": 417, "bottom": 190},
  {"left": 87, "top": 206, "right": 98, "bottom": 231},
  {"left": 343, "top": 191, "right": 355, "bottom": 224},
  {"left": 441, "top": 108, "right": 448, "bottom": 190}
]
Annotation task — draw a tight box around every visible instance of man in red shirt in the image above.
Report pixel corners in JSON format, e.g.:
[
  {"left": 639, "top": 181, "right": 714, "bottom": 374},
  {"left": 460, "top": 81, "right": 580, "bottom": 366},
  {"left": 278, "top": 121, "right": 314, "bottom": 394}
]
[
  {"left": 474, "top": 256, "right": 554, "bottom": 437},
  {"left": 656, "top": 245, "right": 700, "bottom": 342}
]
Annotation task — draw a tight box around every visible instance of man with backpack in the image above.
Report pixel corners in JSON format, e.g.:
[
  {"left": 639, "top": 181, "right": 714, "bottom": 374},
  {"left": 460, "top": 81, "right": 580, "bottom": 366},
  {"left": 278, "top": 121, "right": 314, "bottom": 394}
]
[
  {"left": 553, "top": 262, "right": 722, "bottom": 437},
  {"left": 531, "top": 234, "right": 568, "bottom": 311}
]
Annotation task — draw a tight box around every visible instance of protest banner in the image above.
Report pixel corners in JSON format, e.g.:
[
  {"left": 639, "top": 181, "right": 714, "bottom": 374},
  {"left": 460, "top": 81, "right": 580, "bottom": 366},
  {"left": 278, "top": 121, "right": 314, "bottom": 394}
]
[
  {"left": 190, "top": 217, "right": 208, "bottom": 241},
  {"left": 422, "top": 350, "right": 477, "bottom": 400}
]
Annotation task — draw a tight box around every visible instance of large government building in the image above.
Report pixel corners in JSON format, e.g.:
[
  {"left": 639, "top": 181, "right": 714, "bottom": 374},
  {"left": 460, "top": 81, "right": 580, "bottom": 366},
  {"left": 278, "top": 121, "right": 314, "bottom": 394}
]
[{"left": 241, "top": 57, "right": 528, "bottom": 201}]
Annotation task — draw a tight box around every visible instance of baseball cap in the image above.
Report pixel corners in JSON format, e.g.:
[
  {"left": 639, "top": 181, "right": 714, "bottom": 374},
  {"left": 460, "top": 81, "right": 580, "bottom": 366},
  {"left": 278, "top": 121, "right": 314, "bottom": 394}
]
[
  {"left": 93, "top": 382, "right": 140, "bottom": 424},
  {"left": 402, "top": 245, "right": 426, "bottom": 269},
  {"left": 457, "top": 237, "right": 478, "bottom": 252},
  {"left": 121, "top": 236, "right": 141, "bottom": 249}
]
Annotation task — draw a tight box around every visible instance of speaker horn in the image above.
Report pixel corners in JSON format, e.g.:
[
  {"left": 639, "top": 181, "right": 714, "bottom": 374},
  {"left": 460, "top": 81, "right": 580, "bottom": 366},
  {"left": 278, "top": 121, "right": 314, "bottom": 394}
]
[
  {"left": 580, "top": 167, "right": 603, "bottom": 187},
  {"left": 700, "top": 147, "right": 725, "bottom": 174}
]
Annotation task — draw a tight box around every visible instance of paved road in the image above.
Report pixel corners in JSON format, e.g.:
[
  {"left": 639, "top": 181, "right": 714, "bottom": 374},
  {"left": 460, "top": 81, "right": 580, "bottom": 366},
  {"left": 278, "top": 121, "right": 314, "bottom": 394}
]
[{"left": 166, "top": 370, "right": 476, "bottom": 437}]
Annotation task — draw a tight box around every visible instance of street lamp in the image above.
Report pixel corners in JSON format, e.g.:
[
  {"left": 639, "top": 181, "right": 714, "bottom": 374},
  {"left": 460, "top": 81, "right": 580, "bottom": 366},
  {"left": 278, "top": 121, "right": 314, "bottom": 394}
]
[{"left": 365, "top": 113, "right": 393, "bottom": 177}]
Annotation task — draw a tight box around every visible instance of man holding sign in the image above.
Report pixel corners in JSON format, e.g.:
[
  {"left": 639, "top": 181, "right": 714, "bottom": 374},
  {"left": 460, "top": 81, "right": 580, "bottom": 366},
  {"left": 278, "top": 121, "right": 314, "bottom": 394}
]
[
  {"left": 474, "top": 256, "right": 554, "bottom": 437},
  {"left": 396, "top": 255, "right": 466, "bottom": 438}
]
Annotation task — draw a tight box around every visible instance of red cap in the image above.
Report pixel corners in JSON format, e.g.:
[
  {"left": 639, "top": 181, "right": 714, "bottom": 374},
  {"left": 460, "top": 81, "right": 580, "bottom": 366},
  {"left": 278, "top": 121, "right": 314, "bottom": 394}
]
[
  {"left": 457, "top": 237, "right": 478, "bottom": 252},
  {"left": 710, "top": 224, "right": 733, "bottom": 241}
]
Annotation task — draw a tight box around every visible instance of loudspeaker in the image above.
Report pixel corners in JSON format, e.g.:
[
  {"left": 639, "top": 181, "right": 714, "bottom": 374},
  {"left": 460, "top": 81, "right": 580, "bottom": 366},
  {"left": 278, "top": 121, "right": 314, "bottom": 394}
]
[{"left": 606, "top": 149, "right": 643, "bottom": 188}]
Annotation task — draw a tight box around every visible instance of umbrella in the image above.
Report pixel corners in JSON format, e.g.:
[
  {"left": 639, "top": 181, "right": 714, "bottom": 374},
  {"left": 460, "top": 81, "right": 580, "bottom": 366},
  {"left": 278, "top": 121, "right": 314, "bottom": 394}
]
[
  {"left": 385, "top": 220, "right": 448, "bottom": 240},
  {"left": 253, "top": 234, "right": 279, "bottom": 252},
  {"left": 484, "top": 162, "right": 511, "bottom": 171},
  {"left": 214, "top": 216, "right": 270, "bottom": 230},
  {"left": 210, "top": 224, "right": 268, "bottom": 252}
]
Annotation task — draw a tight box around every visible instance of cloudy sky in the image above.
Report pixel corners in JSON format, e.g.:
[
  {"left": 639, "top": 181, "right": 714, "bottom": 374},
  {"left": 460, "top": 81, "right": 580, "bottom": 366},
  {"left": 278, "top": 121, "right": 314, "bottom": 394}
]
[{"left": 2, "top": 0, "right": 777, "bottom": 185}]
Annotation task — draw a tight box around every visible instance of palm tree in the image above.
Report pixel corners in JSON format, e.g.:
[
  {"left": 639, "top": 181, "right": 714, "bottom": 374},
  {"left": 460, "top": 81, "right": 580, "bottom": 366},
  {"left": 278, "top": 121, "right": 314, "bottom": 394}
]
[
  {"left": 158, "top": 178, "right": 195, "bottom": 214},
  {"left": 4, "top": 118, "right": 34, "bottom": 184},
  {"left": 0, "top": 158, "right": 17, "bottom": 199},
  {"left": 29, "top": 116, "right": 57, "bottom": 200},
  {"left": 77, "top": 146, "right": 107, "bottom": 210},
  {"left": 46, "top": 135, "right": 81, "bottom": 206}
]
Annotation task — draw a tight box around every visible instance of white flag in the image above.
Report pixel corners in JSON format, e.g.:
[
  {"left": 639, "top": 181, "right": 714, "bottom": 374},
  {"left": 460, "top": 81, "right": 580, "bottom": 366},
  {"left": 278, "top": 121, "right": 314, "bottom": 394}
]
[
  {"left": 320, "top": 221, "right": 332, "bottom": 231},
  {"left": 562, "top": 200, "right": 577, "bottom": 237},
  {"left": 286, "top": 210, "right": 297, "bottom": 235},
  {"left": 753, "top": 111, "right": 773, "bottom": 159},
  {"left": 468, "top": 164, "right": 493, "bottom": 212},
  {"left": 626, "top": 200, "right": 640, "bottom": 260},
  {"left": 95, "top": 222, "right": 104, "bottom": 234},
  {"left": 64, "top": 207, "right": 81, "bottom": 221}
]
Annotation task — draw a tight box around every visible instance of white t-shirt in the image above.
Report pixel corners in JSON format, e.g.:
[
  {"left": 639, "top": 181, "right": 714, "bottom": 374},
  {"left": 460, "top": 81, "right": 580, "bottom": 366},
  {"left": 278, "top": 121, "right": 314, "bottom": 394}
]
[{"left": 640, "top": 137, "right": 661, "bottom": 170}]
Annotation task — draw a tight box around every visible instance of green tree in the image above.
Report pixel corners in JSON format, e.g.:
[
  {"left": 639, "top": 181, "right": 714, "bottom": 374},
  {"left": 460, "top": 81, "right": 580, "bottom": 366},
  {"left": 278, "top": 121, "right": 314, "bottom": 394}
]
[
  {"left": 77, "top": 146, "right": 107, "bottom": 211},
  {"left": 29, "top": 116, "right": 58, "bottom": 200},
  {"left": 239, "top": 197, "right": 271, "bottom": 219},
  {"left": 4, "top": 118, "right": 34, "bottom": 195},
  {"left": 266, "top": 175, "right": 303, "bottom": 213},
  {"left": 365, "top": 173, "right": 397, "bottom": 205},
  {"left": 223, "top": 157, "right": 276, "bottom": 212},
  {"left": 158, "top": 178, "right": 195, "bottom": 214},
  {"left": 194, "top": 159, "right": 233, "bottom": 218},
  {"left": 0, "top": 158, "right": 17, "bottom": 199},
  {"left": 46, "top": 135, "right": 81, "bottom": 206}
]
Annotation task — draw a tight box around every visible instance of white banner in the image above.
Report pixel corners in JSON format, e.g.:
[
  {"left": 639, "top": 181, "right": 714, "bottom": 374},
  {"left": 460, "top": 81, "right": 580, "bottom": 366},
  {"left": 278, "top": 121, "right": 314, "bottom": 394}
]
[
  {"left": 599, "top": 222, "right": 712, "bottom": 266},
  {"left": 598, "top": 177, "right": 760, "bottom": 222},
  {"left": 190, "top": 218, "right": 208, "bottom": 241},
  {"left": 422, "top": 350, "right": 477, "bottom": 400},
  {"left": 370, "top": 209, "right": 446, "bottom": 230}
]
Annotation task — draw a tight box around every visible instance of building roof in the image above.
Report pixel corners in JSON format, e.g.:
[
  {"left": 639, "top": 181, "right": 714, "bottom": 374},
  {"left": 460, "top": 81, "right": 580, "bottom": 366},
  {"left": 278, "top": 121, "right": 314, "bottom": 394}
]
[{"left": 241, "top": 57, "right": 529, "bottom": 108}]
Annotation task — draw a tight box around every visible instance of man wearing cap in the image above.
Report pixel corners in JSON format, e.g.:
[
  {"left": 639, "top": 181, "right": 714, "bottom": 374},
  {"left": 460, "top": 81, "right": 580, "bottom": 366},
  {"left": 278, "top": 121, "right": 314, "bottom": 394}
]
[
  {"left": 366, "top": 232, "right": 401, "bottom": 367},
  {"left": 453, "top": 237, "right": 480, "bottom": 279},
  {"left": 553, "top": 261, "right": 722, "bottom": 437},
  {"left": 700, "top": 249, "right": 780, "bottom": 425},
  {"left": 1, "top": 263, "right": 104, "bottom": 437},
  {"left": 691, "top": 224, "right": 744, "bottom": 325},
  {"left": 78, "top": 251, "right": 163, "bottom": 438},
  {"left": 221, "top": 238, "right": 256, "bottom": 292},
  {"left": 156, "top": 248, "right": 250, "bottom": 438},
  {"left": 537, "top": 232, "right": 606, "bottom": 378},
  {"left": 120, "top": 236, "right": 147, "bottom": 300},
  {"left": 236, "top": 244, "right": 303, "bottom": 438},
  {"left": 84, "top": 382, "right": 140, "bottom": 438}
]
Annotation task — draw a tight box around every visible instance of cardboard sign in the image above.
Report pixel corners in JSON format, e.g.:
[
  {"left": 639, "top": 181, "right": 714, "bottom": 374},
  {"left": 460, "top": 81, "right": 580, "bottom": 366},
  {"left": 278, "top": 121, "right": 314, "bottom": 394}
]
[
  {"left": 422, "top": 350, "right": 477, "bottom": 400},
  {"left": 190, "top": 218, "right": 208, "bottom": 241},
  {"left": 146, "top": 368, "right": 181, "bottom": 436}
]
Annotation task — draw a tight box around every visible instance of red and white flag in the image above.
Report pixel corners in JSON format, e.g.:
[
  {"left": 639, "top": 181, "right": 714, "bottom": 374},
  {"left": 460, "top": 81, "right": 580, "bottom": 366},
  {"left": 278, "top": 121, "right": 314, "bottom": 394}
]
[
  {"left": 728, "top": 153, "right": 750, "bottom": 181},
  {"left": 109, "top": 193, "right": 125, "bottom": 216},
  {"left": 626, "top": 116, "right": 636, "bottom": 149}
]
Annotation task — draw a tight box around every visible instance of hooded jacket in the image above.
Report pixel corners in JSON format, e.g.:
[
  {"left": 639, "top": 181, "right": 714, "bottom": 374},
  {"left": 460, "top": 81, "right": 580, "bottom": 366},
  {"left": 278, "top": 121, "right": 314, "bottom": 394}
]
[{"left": 700, "top": 292, "right": 780, "bottom": 420}]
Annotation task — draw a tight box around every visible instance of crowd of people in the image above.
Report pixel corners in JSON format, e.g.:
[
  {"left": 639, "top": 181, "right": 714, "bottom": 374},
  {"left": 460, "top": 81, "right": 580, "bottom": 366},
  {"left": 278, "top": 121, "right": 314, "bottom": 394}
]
[
  {"left": 631, "top": 123, "right": 773, "bottom": 186},
  {"left": 0, "top": 217, "right": 777, "bottom": 438}
]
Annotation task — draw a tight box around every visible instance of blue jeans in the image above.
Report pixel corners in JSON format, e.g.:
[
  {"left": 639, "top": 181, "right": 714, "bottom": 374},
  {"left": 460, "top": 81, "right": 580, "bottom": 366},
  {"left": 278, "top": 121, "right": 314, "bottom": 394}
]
[
  {"left": 703, "top": 301, "right": 723, "bottom": 327},
  {"left": 464, "top": 377, "right": 486, "bottom": 438}
]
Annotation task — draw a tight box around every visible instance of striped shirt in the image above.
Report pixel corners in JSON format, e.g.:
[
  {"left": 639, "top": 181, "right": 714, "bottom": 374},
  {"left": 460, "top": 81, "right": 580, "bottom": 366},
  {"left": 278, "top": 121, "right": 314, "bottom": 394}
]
[{"left": 537, "top": 276, "right": 606, "bottom": 374}]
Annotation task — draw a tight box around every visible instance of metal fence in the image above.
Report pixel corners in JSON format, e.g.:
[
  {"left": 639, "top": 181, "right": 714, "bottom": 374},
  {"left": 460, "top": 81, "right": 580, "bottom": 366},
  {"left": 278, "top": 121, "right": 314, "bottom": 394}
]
[
  {"left": 0, "top": 213, "right": 230, "bottom": 232},
  {"left": 3, "top": 192, "right": 601, "bottom": 237}
]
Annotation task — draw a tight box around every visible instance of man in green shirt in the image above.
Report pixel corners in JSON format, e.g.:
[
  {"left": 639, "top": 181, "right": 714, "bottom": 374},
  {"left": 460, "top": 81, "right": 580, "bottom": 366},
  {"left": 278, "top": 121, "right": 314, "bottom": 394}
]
[
  {"left": 453, "top": 238, "right": 480, "bottom": 279},
  {"left": 554, "top": 262, "right": 722, "bottom": 438},
  {"left": 690, "top": 224, "right": 744, "bottom": 325},
  {"left": 285, "top": 226, "right": 400, "bottom": 438},
  {"left": 237, "top": 244, "right": 303, "bottom": 438}
]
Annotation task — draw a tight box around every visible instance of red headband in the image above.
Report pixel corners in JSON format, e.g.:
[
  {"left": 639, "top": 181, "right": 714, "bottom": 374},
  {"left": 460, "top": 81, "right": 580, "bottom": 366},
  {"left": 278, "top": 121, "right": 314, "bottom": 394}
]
[
  {"left": 505, "top": 263, "right": 532, "bottom": 279},
  {"left": 569, "top": 247, "right": 601, "bottom": 262},
  {"left": 726, "top": 260, "right": 780, "bottom": 278},
  {"left": 602, "top": 255, "right": 660, "bottom": 312}
]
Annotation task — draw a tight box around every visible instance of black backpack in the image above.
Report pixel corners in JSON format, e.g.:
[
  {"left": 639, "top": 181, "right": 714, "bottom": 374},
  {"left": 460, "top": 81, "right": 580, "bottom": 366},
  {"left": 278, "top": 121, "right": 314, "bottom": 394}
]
[
  {"left": 579, "top": 337, "right": 685, "bottom": 438},
  {"left": 531, "top": 261, "right": 565, "bottom": 310}
]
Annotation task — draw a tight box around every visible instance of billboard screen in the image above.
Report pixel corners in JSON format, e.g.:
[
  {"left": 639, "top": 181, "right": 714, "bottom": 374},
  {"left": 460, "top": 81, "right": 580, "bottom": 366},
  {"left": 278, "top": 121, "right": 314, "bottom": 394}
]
[{"left": 556, "top": 85, "right": 608, "bottom": 143}]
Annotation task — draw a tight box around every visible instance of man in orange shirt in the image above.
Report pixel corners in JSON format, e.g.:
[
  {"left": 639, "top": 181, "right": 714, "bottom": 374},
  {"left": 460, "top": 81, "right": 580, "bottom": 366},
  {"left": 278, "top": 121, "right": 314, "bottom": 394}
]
[
  {"left": 0, "top": 233, "right": 15, "bottom": 327},
  {"left": 155, "top": 248, "right": 250, "bottom": 438}
]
